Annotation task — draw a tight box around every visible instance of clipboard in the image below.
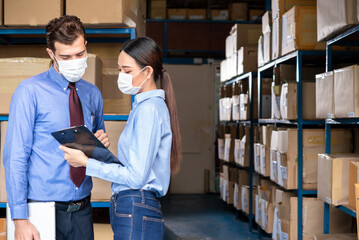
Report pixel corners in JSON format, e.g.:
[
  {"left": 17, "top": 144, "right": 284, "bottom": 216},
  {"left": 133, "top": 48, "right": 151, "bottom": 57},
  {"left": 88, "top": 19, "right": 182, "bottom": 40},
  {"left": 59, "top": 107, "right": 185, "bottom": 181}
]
[{"left": 51, "top": 125, "right": 123, "bottom": 165}]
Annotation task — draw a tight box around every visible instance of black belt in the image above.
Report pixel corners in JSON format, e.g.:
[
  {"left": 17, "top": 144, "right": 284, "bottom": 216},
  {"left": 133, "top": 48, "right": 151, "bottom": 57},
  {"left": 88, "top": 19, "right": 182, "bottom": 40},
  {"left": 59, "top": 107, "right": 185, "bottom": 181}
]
[{"left": 28, "top": 195, "right": 91, "bottom": 213}]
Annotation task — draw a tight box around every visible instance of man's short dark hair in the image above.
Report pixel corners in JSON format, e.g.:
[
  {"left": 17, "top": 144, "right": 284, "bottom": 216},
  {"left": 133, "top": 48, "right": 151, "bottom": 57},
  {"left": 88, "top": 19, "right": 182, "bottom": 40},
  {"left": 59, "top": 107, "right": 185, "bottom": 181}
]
[{"left": 46, "top": 15, "right": 86, "bottom": 52}]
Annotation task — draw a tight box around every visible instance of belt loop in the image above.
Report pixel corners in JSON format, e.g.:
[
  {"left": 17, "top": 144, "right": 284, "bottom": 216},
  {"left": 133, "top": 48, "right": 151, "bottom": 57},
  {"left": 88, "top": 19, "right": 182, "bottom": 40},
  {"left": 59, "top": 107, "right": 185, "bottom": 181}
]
[{"left": 140, "top": 189, "right": 145, "bottom": 204}]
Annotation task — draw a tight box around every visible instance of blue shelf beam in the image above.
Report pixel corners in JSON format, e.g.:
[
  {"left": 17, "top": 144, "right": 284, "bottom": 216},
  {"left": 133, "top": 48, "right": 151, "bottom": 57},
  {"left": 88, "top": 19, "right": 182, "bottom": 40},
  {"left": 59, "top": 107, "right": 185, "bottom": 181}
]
[
  {"left": 336, "top": 205, "right": 356, "bottom": 218},
  {"left": 326, "top": 118, "right": 359, "bottom": 125},
  {"left": 223, "top": 72, "right": 258, "bottom": 86},
  {"left": 258, "top": 119, "right": 325, "bottom": 126},
  {"left": 104, "top": 115, "right": 129, "bottom": 121},
  {"left": 146, "top": 19, "right": 257, "bottom": 24},
  {"left": 91, "top": 202, "right": 111, "bottom": 208}
]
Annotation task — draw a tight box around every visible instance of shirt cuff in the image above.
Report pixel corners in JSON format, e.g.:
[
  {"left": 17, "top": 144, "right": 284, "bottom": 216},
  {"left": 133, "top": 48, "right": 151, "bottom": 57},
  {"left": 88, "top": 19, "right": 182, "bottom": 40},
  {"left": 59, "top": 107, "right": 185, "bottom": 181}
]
[
  {"left": 86, "top": 158, "right": 102, "bottom": 178},
  {"left": 11, "top": 203, "right": 28, "bottom": 220}
]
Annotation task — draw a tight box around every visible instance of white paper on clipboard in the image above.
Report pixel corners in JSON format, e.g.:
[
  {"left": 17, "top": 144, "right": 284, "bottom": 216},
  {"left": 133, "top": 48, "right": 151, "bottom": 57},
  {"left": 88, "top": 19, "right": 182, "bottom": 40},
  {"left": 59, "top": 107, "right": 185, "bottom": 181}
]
[{"left": 7, "top": 202, "right": 56, "bottom": 240}]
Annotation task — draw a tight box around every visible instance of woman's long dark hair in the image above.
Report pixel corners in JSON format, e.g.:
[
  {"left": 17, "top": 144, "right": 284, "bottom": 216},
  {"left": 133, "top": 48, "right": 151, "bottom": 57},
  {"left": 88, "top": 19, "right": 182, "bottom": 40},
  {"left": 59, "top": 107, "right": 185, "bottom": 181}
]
[{"left": 121, "top": 37, "right": 182, "bottom": 174}]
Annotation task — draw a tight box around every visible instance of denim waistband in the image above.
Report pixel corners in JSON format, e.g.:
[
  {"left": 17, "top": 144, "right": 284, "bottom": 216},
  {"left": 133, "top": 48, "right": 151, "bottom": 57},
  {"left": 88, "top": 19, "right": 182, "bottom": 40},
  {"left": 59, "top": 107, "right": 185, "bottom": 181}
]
[{"left": 113, "top": 189, "right": 157, "bottom": 199}]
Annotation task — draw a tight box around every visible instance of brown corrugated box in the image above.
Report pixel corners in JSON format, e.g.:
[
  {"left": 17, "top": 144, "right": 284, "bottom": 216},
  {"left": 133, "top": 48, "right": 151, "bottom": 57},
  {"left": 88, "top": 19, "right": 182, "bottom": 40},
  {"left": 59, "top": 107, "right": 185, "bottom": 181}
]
[
  {"left": 66, "top": 0, "right": 146, "bottom": 31},
  {"left": 318, "top": 154, "right": 359, "bottom": 206},
  {"left": 168, "top": 8, "right": 188, "bottom": 20},
  {"left": 249, "top": 9, "right": 264, "bottom": 21},
  {"left": 4, "top": 0, "right": 63, "bottom": 26},
  {"left": 188, "top": 9, "right": 206, "bottom": 20},
  {"left": 94, "top": 223, "right": 112, "bottom": 239},
  {"left": 102, "top": 68, "right": 132, "bottom": 114},
  {"left": 0, "top": 218, "right": 5, "bottom": 240},
  {"left": 0, "top": 122, "right": 7, "bottom": 202},
  {"left": 272, "top": 18, "right": 281, "bottom": 59},
  {"left": 348, "top": 161, "right": 359, "bottom": 209},
  {"left": 279, "top": 82, "right": 316, "bottom": 120},
  {"left": 314, "top": 234, "right": 357, "bottom": 240},
  {"left": 0, "top": 58, "right": 52, "bottom": 115},
  {"left": 230, "top": 24, "right": 262, "bottom": 51},
  {"left": 281, "top": 6, "right": 325, "bottom": 56},
  {"left": 150, "top": 0, "right": 166, "bottom": 19},
  {"left": 271, "top": 0, "right": 316, "bottom": 20},
  {"left": 0, "top": 0, "right": 3, "bottom": 26},
  {"left": 262, "top": 11, "right": 271, "bottom": 34},
  {"left": 237, "top": 46, "right": 257, "bottom": 75},
  {"left": 241, "top": 185, "right": 257, "bottom": 215},
  {"left": 334, "top": 65, "right": 359, "bottom": 118},
  {"left": 91, "top": 121, "right": 126, "bottom": 201},
  {"left": 263, "top": 32, "right": 271, "bottom": 64},
  {"left": 83, "top": 53, "right": 103, "bottom": 91},
  {"left": 316, "top": 71, "right": 334, "bottom": 119},
  {"left": 317, "top": 0, "right": 357, "bottom": 42},
  {"left": 230, "top": 3, "right": 247, "bottom": 21},
  {"left": 223, "top": 125, "right": 236, "bottom": 163},
  {"left": 279, "top": 129, "right": 352, "bottom": 190},
  {"left": 211, "top": 9, "right": 229, "bottom": 20}
]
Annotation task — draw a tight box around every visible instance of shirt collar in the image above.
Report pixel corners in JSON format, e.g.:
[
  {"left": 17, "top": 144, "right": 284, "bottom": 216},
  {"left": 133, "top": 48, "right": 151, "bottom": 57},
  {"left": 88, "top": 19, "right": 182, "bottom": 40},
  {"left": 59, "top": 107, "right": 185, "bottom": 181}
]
[
  {"left": 134, "top": 89, "right": 165, "bottom": 105},
  {"left": 48, "top": 65, "right": 72, "bottom": 91}
]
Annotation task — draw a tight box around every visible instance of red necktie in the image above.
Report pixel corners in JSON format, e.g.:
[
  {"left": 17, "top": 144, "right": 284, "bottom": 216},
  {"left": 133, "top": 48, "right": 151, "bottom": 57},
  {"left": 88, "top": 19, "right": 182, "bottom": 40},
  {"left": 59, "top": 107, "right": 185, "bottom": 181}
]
[{"left": 68, "top": 82, "right": 86, "bottom": 187}]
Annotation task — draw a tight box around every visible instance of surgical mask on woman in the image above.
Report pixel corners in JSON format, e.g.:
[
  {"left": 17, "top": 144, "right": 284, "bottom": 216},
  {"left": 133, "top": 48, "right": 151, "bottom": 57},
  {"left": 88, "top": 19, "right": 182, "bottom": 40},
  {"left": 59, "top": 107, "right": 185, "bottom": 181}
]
[{"left": 117, "top": 66, "right": 150, "bottom": 95}]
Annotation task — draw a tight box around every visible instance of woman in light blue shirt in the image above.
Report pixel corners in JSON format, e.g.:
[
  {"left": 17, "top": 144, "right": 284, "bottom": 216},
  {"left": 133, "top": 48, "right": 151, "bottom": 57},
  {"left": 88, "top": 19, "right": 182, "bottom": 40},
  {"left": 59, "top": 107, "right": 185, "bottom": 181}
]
[{"left": 60, "top": 37, "right": 182, "bottom": 240}]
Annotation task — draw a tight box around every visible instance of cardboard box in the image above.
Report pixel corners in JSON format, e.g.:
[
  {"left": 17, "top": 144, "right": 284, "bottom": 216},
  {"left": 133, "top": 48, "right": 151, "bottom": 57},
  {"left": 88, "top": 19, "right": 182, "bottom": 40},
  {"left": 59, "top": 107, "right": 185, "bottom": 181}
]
[
  {"left": 261, "top": 125, "right": 275, "bottom": 177},
  {"left": 257, "top": 36, "right": 265, "bottom": 67},
  {"left": 4, "top": 0, "right": 63, "bottom": 26},
  {"left": 271, "top": 82, "right": 281, "bottom": 119},
  {"left": 318, "top": 154, "right": 359, "bottom": 206},
  {"left": 223, "top": 126, "right": 236, "bottom": 163},
  {"left": 83, "top": 53, "right": 102, "bottom": 91},
  {"left": 334, "top": 65, "right": 359, "bottom": 118},
  {"left": 314, "top": 234, "right": 357, "bottom": 240},
  {"left": 281, "top": 6, "right": 325, "bottom": 56},
  {"left": 317, "top": 0, "right": 357, "bottom": 42},
  {"left": 230, "top": 3, "right": 248, "bottom": 21},
  {"left": 91, "top": 121, "right": 126, "bottom": 201},
  {"left": 274, "top": 64, "right": 323, "bottom": 83},
  {"left": 272, "top": 18, "right": 281, "bottom": 59},
  {"left": 234, "top": 183, "right": 240, "bottom": 209},
  {"left": 316, "top": 71, "right": 334, "bottom": 119},
  {"left": 67, "top": 0, "right": 146, "bottom": 27},
  {"left": 0, "top": 0, "right": 3, "bottom": 26},
  {"left": 167, "top": 8, "right": 187, "bottom": 20},
  {"left": 211, "top": 9, "right": 229, "bottom": 20},
  {"left": 263, "top": 32, "right": 271, "bottom": 64},
  {"left": 225, "top": 35, "right": 233, "bottom": 58},
  {"left": 348, "top": 161, "right": 359, "bottom": 209},
  {"left": 279, "top": 82, "right": 316, "bottom": 120},
  {"left": 227, "top": 53, "right": 237, "bottom": 80},
  {"left": 94, "top": 223, "right": 112, "bottom": 240},
  {"left": 188, "top": 9, "right": 206, "bottom": 20},
  {"left": 249, "top": 9, "right": 265, "bottom": 21},
  {"left": 271, "top": 0, "right": 316, "bottom": 20},
  {"left": 237, "top": 47, "right": 257, "bottom": 75},
  {"left": 102, "top": 68, "right": 132, "bottom": 114},
  {"left": 220, "top": 59, "right": 227, "bottom": 82},
  {"left": 230, "top": 24, "right": 262, "bottom": 51},
  {"left": 0, "top": 58, "right": 52, "bottom": 114},
  {"left": 262, "top": 11, "right": 271, "bottom": 34},
  {"left": 151, "top": 0, "right": 166, "bottom": 9},
  {"left": 150, "top": 0, "right": 166, "bottom": 19},
  {"left": 280, "top": 129, "right": 353, "bottom": 190},
  {"left": 0, "top": 218, "right": 5, "bottom": 240},
  {"left": 0, "top": 122, "right": 7, "bottom": 202},
  {"left": 254, "top": 143, "right": 261, "bottom": 173},
  {"left": 241, "top": 185, "right": 257, "bottom": 215},
  {"left": 232, "top": 93, "right": 240, "bottom": 121}
]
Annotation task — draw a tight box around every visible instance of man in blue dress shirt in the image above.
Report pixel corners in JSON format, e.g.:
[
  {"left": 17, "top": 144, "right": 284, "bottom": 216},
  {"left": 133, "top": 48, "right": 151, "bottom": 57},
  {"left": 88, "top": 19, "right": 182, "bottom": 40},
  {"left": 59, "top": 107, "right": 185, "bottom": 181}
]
[{"left": 3, "top": 15, "right": 109, "bottom": 240}]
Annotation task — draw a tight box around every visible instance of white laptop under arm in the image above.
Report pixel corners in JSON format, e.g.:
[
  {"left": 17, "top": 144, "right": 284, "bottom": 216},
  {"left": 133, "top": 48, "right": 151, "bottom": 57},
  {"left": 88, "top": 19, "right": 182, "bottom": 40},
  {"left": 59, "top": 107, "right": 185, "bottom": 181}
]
[{"left": 6, "top": 202, "right": 56, "bottom": 240}]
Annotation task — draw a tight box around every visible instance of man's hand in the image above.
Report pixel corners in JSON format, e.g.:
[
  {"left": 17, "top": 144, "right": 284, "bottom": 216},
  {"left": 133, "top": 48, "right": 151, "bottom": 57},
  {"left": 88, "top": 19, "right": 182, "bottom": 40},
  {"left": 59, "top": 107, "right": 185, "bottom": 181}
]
[
  {"left": 94, "top": 129, "right": 110, "bottom": 148},
  {"left": 14, "top": 219, "right": 40, "bottom": 240}
]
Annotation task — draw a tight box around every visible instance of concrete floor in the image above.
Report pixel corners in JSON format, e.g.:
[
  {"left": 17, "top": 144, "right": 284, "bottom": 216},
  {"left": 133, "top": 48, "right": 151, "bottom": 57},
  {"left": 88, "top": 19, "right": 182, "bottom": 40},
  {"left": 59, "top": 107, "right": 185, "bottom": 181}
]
[{"left": 161, "top": 194, "right": 262, "bottom": 240}]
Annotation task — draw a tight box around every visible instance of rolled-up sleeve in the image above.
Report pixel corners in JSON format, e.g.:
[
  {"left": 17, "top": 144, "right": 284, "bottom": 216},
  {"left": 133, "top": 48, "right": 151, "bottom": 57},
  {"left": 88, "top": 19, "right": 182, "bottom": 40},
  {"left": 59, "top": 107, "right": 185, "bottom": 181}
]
[{"left": 4, "top": 86, "right": 36, "bottom": 220}]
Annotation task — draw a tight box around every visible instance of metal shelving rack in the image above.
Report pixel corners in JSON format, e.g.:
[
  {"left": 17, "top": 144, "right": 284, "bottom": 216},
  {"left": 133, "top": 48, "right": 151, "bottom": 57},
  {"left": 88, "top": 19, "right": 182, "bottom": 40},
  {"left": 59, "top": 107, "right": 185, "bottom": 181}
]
[
  {"left": 221, "top": 71, "right": 256, "bottom": 232},
  {"left": 0, "top": 26, "right": 137, "bottom": 208},
  {"left": 323, "top": 25, "right": 359, "bottom": 233},
  {"left": 257, "top": 50, "right": 326, "bottom": 240}
]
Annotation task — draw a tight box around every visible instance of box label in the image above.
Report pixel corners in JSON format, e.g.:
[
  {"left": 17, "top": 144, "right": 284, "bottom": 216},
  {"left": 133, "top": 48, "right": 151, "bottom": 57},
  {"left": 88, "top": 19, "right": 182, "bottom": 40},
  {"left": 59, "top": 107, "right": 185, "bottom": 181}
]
[
  {"left": 241, "top": 187, "right": 247, "bottom": 211},
  {"left": 326, "top": 197, "right": 332, "bottom": 204},
  {"left": 255, "top": 195, "right": 260, "bottom": 223},
  {"left": 348, "top": 112, "right": 355, "bottom": 118},
  {"left": 224, "top": 138, "right": 231, "bottom": 162},
  {"left": 281, "top": 166, "right": 287, "bottom": 180},
  {"left": 234, "top": 140, "right": 241, "bottom": 164},
  {"left": 234, "top": 184, "right": 239, "bottom": 209},
  {"left": 232, "top": 95, "right": 240, "bottom": 120},
  {"left": 218, "top": 138, "right": 224, "bottom": 160},
  {"left": 280, "top": 232, "right": 288, "bottom": 240},
  {"left": 254, "top": 146, "right": 260, "bottom": 172},
  {"left": 260, "top": 145, "right": 266, "bottom": 175},
  {"left": 261, "top": 200, "right": 267, "bottom": 227},
  {"left": 277, "top": 152, "right": 283, "bottom": 186}
]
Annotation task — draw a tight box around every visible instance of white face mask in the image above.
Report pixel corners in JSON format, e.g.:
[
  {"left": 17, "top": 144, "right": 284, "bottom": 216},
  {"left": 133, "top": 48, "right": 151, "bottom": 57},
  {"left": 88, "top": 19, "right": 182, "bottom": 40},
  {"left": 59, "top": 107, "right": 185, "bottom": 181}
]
[
  {"left": 53, "top": 51, "right": 88, "bottom": 83},
  {"left": 117, "top": 67, "right": 150, "bottom": 95}
]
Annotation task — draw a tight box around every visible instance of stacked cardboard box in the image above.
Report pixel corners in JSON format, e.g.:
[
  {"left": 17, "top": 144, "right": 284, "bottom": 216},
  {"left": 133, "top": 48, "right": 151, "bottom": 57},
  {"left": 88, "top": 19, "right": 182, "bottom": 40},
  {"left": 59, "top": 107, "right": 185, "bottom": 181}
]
[
  {"left": 150, "top": 0, "right": 166, "bottom": 19},
  {"left": 241, "top": 185, "right": 257, "bottom": 215},
  {"left": 272, "top": 189, "right": 352, "bottom": 240},
  {"left": 188, "top": 9, "right": 206, "bottom": 20},
  {"left": 223, "top": 125, "right": 236, "bottom": 163},
  {"left": 314, "top": 234, "right": 357, "bottom": 240},
  {"left": 4, "top": 0, "right": 64, "bottom": 26},
  {"left": 229, "top": 3, "right": 248, "bottom": 21},
  {"left": 317, "top": 0, "right": 358, "bottom": 42},
  {"left": 217, "top": 125, "right": 225, "bottom": 161},
  {"left": 270, "top": 129, "right": 352, "bottom": 190},
  {"left": 234, "top": 169, "right": 250, "bottom": 210},
  {"left": 255, "top": 179, "right": 276, "bottom": 233},
  {"left": 220, "top": 165, "right": 237, "bottom": 204},
  {"left": 316, "top": 72, "right": 335, "bottom": 119},
  {"left": 211, "top": 9, "right": 229, "bottom": 20},
  {"left": 281, "top": 6, "right": 325, "bottom": 56},
  {"left": 219, "top": 85, "right": 232, "bottom": 121},
  {"left": 249, "top": 9, "right": 265, "bottom": 21}
]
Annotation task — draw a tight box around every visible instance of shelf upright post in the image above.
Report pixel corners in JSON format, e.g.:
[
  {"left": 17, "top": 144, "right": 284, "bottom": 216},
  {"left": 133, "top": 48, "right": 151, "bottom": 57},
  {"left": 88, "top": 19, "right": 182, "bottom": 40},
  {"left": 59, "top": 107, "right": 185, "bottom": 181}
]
[
  {"left": 326, "top": 43, "right": 332, "bottom": 72},
  {"left": 258, "top": 70, "right": 262, "bottom": 120},
  {"left": 248, "top": 73, "right": 254, "bottom": 232},
  {"left": 324, "top": 122, "right": 332, "bottom": 234},
  {"left": 296, "top": 51, "right": 304, "bottom": 240}
]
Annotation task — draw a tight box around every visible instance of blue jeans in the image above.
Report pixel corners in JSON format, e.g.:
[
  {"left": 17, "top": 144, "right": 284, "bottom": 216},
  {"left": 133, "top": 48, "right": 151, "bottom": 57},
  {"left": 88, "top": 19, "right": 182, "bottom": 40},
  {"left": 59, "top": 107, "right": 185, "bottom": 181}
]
[{"left": 110, "top": 189, "right": 165, "bottom": 240}]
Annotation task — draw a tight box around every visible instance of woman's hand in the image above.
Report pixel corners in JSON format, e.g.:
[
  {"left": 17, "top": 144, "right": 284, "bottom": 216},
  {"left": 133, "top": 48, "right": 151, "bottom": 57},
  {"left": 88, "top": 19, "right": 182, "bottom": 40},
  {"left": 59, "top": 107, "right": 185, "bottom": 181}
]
[
  {"left": 94, "top": 129, "right": 110, "bottom": 148},
  {"left": 59, "top": 145, "right": 89, "bottom": 167}
]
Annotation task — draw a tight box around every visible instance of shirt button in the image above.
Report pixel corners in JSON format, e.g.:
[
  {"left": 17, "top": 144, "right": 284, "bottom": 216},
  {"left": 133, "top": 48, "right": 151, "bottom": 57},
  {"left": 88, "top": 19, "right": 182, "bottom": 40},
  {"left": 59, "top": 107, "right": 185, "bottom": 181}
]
[
  {"left": 76, "top": 187, "right": 78, "bottom": 190},
  {"left": 63, "top": 88, "right": 66, "bottom": 91}
]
